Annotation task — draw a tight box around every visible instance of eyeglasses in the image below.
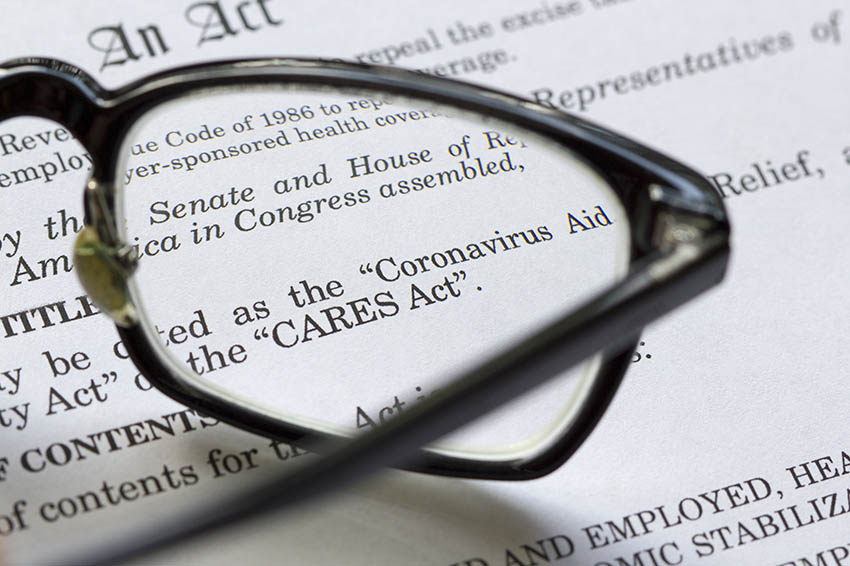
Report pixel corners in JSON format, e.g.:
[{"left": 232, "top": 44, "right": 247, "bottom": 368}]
[{"left": 3, "top": 56, "right": 729, "bottom": 563}]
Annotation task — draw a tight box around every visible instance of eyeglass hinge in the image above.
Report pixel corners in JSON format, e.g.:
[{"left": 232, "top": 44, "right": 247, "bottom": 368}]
[{"left": 647, "top": 183, "right": 718, "bottom": 248}]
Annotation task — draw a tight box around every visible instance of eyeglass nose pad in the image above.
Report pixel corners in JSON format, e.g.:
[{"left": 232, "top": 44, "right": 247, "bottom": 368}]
[{"left": 74, "top": 179, "right": 138, "bottom": 327}]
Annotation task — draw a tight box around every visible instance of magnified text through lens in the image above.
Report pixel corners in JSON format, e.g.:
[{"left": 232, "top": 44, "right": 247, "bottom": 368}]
[{"left": 116, "top": 86, "right": 630, "bottom": 459}]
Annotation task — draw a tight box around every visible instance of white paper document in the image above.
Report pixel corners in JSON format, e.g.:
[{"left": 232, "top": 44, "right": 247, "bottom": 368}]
[{"left": 1, "top": 1, "right": 849, "bottom": 564}]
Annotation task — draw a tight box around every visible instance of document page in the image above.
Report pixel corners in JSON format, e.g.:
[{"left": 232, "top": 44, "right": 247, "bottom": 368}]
[{"left": 1, "top": 1, "right": 848, "bottom": 564}]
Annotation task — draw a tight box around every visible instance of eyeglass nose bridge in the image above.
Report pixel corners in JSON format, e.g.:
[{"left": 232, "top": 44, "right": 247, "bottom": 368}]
[
  {"left": 0, "top": 59, "right": 135, "bottom": 324},
  {"left": 0, "top": 58, "right": 102, "bottom": 141}
]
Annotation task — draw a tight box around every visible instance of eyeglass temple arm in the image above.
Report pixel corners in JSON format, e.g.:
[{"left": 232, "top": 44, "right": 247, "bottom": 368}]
[{"left": 47, "top": 223, "right": 728, "bottom": 566}]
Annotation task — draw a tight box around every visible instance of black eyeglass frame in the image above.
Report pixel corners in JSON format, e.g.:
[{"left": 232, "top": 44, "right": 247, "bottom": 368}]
[{"left": 1, "top": 57, "right": 729, "bottom": 484}]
